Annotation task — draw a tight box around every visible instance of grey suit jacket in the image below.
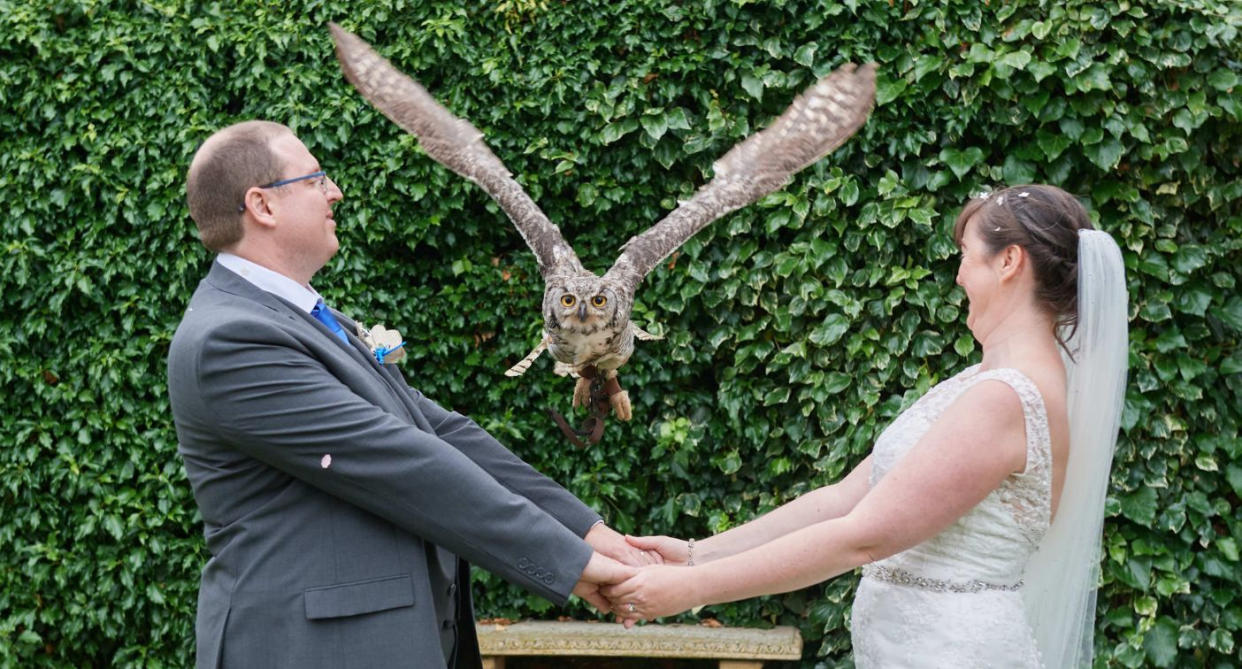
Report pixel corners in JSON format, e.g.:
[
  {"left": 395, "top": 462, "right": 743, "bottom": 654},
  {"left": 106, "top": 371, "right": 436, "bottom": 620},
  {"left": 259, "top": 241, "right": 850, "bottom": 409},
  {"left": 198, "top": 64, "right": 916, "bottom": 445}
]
[{"left": 167, "top": 262, "right": 600, "bottom": 668}]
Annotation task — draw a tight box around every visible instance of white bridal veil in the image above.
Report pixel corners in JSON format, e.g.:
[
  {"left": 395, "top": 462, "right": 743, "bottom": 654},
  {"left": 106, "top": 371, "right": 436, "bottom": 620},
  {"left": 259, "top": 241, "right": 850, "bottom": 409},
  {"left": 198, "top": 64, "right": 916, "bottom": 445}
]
[{"left": 1023, "top": 229, "right": 1130, "bottom": 668}]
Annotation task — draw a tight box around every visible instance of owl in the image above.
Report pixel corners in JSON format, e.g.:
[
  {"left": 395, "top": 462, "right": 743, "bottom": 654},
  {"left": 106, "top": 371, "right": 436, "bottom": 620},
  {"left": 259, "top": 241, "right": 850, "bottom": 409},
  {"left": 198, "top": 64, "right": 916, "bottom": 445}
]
[{"left": 330, "top": 23, "right": 875, "bottom": 422}]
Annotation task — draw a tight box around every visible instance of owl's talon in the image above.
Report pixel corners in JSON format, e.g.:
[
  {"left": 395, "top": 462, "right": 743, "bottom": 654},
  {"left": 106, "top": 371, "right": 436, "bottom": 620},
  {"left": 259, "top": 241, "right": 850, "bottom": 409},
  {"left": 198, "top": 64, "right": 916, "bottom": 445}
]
[
  {"left": 610, "top": 390, "right": 632, "bottom": 421},
  {"left": 573, "top": 377, "right": 593, "bottom": 410}
]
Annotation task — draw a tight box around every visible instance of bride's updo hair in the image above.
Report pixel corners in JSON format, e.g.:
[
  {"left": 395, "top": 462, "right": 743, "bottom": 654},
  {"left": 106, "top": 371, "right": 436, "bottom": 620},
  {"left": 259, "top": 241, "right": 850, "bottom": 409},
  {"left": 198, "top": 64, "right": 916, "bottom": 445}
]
[{"left": 953, "top": 184, "right": 1093, "bottom": 347}]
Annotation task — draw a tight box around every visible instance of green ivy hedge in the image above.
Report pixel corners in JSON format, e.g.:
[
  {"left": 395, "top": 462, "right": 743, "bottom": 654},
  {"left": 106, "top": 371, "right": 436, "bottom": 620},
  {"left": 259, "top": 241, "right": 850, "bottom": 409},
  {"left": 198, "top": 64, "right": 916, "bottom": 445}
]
[{"left": 2, "top": 0, "right": 1239, "bottom": 666}]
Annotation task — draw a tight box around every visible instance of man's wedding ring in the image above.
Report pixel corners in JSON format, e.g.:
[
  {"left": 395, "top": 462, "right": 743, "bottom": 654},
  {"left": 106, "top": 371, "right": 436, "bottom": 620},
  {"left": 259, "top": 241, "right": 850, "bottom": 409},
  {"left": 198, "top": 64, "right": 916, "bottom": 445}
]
[{"left": 626, "top": 602, "right": 636, "bottom": 613}]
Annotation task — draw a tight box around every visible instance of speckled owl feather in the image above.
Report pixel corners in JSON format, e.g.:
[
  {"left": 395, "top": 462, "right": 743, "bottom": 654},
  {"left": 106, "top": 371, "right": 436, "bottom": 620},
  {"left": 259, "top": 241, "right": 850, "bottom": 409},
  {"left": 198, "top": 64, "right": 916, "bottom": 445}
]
[{"left": 330, "top": 23, "right": 876, "bottom": 422}]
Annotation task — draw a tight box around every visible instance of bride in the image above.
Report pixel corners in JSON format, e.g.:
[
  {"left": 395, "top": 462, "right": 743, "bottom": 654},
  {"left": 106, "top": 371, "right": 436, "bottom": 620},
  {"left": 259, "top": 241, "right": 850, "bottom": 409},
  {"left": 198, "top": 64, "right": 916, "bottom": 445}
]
[{"left": 603, "top": 184, "right": 1128, "bottom": 667}]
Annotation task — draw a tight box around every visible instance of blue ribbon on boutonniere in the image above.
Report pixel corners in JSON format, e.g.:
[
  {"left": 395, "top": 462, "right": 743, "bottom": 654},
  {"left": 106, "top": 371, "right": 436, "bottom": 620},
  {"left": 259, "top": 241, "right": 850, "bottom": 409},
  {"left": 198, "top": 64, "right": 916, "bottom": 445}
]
[
  {"left": 374, "top": 341, "right": 406, "bottom": 365},
  {"left": 355, "top": 322, "right": 407, "bottom": 365}
]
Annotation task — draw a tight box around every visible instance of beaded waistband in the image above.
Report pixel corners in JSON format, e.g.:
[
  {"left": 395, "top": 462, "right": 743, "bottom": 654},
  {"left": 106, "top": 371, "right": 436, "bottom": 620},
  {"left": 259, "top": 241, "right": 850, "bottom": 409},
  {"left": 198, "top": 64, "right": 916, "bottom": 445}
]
[{"left": 863, "top": 564, "right": 1023, "bottom": 593}]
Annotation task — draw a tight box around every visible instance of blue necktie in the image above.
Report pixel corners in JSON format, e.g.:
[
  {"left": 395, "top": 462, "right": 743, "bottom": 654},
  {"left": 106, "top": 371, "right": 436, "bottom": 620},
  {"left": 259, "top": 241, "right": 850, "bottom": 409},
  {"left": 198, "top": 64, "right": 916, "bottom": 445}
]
[{"left": 311, "top": 299, "right": 350, "bottom": 345}]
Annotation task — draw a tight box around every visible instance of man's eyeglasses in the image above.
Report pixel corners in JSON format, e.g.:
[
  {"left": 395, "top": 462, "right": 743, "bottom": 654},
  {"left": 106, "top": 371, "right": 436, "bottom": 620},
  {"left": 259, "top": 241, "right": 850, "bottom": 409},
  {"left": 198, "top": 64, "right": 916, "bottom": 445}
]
[{"left": 237, "top": 171, "right": 332, "bottom": 212}]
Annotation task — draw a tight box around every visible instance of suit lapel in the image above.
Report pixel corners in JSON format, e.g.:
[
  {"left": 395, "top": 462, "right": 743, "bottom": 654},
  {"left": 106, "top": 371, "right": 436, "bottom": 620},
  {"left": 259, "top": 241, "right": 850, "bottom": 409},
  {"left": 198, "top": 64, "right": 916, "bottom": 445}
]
[
  {"left": 338, "top": 312, "right": 433, "bottom": 431},
  {"left": 335, "top": 313, "right": 384, "bottom": 371},
  {"left": 204, "top": 261, "right": 429, "bottom": 427}
]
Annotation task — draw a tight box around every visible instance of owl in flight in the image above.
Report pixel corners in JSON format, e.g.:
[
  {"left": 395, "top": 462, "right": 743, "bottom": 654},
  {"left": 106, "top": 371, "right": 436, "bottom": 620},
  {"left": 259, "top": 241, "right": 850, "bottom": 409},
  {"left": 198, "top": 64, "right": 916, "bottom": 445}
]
[{"left": 330, "top": 23, "right": 875, "bottom": 422}]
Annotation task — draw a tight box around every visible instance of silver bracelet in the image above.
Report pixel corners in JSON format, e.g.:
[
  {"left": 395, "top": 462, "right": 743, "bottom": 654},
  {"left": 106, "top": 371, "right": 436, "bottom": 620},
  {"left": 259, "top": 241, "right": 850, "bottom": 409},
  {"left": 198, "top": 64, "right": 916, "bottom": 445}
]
[{"left": 686, "top": 538, "right": 695, "bottom": 566}]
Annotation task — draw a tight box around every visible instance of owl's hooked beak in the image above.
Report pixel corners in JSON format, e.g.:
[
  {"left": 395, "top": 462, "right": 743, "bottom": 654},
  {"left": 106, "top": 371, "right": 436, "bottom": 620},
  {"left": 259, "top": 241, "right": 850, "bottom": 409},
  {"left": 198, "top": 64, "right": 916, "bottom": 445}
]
[{"left": 577, "top": 302, "right": 588, "bottom": 321}]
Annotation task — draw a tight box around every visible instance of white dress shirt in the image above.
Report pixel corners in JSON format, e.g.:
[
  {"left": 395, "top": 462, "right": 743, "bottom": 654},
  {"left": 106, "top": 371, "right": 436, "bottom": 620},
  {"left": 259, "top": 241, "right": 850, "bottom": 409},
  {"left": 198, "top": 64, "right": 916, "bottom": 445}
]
[{"left": 216, "top": 253, "right": 323, "bottom": 313}]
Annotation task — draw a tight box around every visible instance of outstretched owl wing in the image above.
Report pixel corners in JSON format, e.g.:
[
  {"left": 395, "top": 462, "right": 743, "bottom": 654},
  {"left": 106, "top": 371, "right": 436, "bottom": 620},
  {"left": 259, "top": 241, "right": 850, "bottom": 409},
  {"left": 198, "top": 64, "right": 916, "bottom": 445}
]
[
  {"left": 329, "top": 23, "right": 584, "bottom": 279},
  {"left": 603, "top": 63, "right": 876, "bottom": 294}
]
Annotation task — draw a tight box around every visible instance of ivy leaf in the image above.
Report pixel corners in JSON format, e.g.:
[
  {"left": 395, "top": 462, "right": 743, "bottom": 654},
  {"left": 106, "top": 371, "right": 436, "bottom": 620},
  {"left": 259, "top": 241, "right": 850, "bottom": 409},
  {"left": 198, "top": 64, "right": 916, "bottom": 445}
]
[
  {"left": 809, "top": 313, "right": 851, "bottom": 346},
  {"left": 1208, "top": 68, "right": 1238, "bottom": 91},
  {"left": 908, "top": 207, "right": 934, "bottom": 226},
  {"left": 823, "top": 372, "right": 852, "bottom": 394},
  {"left": 1174, "top": 288, "right": 1211, "bottom": 316},
  {"left": 775, "top": 254, "right": 800, "bottom": 278},
  {"left": 1227, "top": 464, "right": 1242, "bottom": 497},
  {"left": 1027, "top": 60, "right": 1056, "bottom": 82},
  {"left": 1119, "top": 487, "right": 1158, "bottom": 525},
  {"left": 1002, "top": 155, "right": 1037, "bottom": 183},
  {"left": 1216, "top": 296, "right": 1242, "bottom": 333},
  {"left": 912, "top": 332, "right": 944, "bottom": 356},
  {"left": 839, "top": 179, "right": 860, "bottom": 206},
  {"left": 794, "top": 43, "right": 817, "bottom": 67},
  {"left": 1085, "top": 136, "right": 1125, "bottom": 171},
  {"left": 1059, "top": 117, "right": 1085, "bottom": 140},
  {"left": 740, "top": 73, "right": 764, "bottom": 101},
  {"left": 641, "top": 112, "right": 668, "bottom": 141},
  {"left": 877, "top": 170, "right": 899, "bottom": 195},
  {"left": 1208, "top": 628, "right": 1235, "bottom": 654},
  {"left": 913, "top": 55, "right": 942, "bottom": 82},
  {"left": 876, "top": 74, "right": 907, "bottom": 106},
  {"left": 1218, "top": 537, "right": 1240, "bottom": 562},
  {"left": 576, "top": 182, "right": 597, "bottom": 207},
  {"left": 1171, "top": 245, "right": 1207, "bottom": 274},
  {"left": 1075, "top": 63, "right": 1111, "bottom": 91},
  {"left": 763, "top": 386, "right": 790, "bottom": 406},
  {"left": 600, "top": 119, "right": 637, "bottom": 144},
  {"left": 1221, "top": 354, "right": 1242, "bottom": 375},
  {"left": 954, "top": 335, "right": 974, "bottom": 357},
  {"left": 103, "top": 514, "right": 124, "bottom": 541},
  {"left": 996, "top": 50, "right": 1031, "bottom": 70},
  {"left": 1172, "top": 109, "right": 1203, "bottom": 133},
  {"left": 665, "top": 107, "right": 692, "bottom": 131},
  {"left": 1194, "top": 454, "right": 1218, "bottom": 471},
  {"left": 1036, "top": 129, "right": 1072, "bottom": 160},
  {"left": 1138, "top": 252, "right": 1170, "bottom": 281},
  {"left": 1143, "top": 617, "right": 1180, "bottom": 668},
  {"left": 939, "top": 147, "right": 985, "bottom": 179},
  {"left": 146, "top": 583, "right": 167, "bottom": 605}
]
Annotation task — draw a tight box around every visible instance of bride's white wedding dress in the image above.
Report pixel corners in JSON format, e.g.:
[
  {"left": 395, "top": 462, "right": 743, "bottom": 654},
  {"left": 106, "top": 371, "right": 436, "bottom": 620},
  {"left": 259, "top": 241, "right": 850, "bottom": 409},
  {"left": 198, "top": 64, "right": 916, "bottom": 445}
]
[{"left": 851, "top": 364, "right": 1051, "bottom": 668}]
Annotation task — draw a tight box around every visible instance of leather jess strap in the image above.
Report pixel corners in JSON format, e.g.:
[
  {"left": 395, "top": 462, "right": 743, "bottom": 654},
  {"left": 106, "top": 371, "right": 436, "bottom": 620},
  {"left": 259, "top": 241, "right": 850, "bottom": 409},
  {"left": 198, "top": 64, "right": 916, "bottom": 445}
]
[{"left": 549, "top": 365, "right": 623, "bottom": 447}]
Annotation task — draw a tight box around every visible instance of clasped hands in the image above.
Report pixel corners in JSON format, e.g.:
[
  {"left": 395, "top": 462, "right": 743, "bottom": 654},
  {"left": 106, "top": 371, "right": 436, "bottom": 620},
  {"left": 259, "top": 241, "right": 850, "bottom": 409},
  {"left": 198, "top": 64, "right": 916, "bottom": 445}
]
[{"left": 576, "top": 525, "right": 696, "bottom": 627}]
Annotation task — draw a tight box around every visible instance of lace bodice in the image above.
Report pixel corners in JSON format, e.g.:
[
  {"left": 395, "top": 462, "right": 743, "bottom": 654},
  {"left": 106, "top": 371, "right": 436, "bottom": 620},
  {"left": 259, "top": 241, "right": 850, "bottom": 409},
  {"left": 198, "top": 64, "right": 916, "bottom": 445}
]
[
  {"left": 851, "top": 365, "right": 1053, "bottom": 668},
  {"left": 867, "top": 364, "right": 1053, "bottom": 584}
]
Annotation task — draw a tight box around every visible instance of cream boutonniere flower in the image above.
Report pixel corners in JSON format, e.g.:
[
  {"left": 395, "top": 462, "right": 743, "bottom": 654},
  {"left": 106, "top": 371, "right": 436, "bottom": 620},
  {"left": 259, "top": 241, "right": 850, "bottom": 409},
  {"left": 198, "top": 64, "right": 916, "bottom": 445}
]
[{"left": 355, "top": 322, "right": 407, "bottom": 365}]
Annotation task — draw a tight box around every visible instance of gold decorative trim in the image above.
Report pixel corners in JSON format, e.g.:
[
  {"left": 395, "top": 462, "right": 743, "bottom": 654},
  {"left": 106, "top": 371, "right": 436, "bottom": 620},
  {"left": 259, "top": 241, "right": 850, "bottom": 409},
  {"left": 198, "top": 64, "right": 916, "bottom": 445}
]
[{"left": 475, "top": 621, "right": 802, "bottom": 660}]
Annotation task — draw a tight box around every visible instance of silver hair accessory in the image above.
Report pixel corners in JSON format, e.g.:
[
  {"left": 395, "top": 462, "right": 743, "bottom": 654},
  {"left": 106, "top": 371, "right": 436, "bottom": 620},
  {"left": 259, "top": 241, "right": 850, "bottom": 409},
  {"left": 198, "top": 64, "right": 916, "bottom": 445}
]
[
  {"left": 976, "top": 191, "right": 992, "bottom": 200},
  {"left": 995, "top": 195, "right": 1006, "bottom": 207},
  {"left": 1018, "top": 191, "right": 1031, "bottom": 198}
]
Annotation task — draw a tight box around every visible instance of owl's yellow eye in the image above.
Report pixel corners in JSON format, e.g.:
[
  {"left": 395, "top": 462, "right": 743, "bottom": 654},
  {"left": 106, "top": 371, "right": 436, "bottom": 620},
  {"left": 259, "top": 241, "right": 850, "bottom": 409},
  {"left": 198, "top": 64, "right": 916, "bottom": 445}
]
[
  {"left": 560, "top": 295, "right": 577, "bottom": 308},
  {"left": 591, "top": 295, "right": 607, "bottom": 308}
]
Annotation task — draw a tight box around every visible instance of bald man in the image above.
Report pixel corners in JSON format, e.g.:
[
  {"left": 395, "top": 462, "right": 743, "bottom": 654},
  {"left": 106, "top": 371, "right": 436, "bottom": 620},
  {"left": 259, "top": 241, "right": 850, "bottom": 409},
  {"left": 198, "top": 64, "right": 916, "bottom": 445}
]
[{"left": 168, "top": 121, "right": 647, "bottom": 668}]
